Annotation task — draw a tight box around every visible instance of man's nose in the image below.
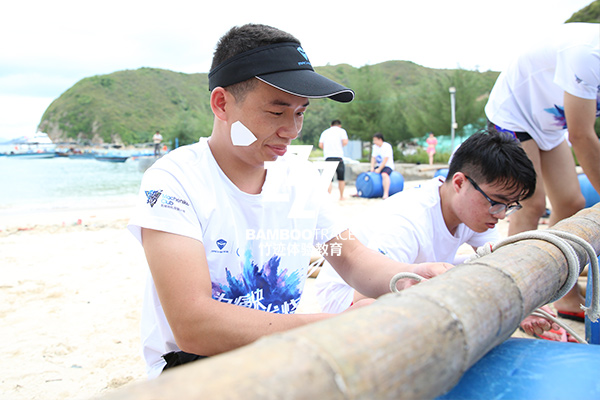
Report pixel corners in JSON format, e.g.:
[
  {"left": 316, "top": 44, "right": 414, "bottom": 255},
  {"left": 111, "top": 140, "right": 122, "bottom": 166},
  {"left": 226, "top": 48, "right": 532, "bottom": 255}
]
[{"left": 278, "top": 115, "right": 301, "bottom": 139}]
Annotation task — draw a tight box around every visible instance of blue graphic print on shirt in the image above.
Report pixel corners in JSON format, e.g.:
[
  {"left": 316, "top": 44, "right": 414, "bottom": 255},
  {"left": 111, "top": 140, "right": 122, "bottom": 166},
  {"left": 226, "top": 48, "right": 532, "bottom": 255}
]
[
  {"left": 212, "top": 248, "right": 303, "bottom": 314},
  {"left": 544, "top": 105, "right": 567, "bottom": 129}
]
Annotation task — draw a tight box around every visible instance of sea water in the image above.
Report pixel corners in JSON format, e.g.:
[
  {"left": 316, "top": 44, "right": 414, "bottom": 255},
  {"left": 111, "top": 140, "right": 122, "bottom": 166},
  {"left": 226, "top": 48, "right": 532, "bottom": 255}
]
[{"left": 0, "top": 156, "right": 146, "bottom": 215}]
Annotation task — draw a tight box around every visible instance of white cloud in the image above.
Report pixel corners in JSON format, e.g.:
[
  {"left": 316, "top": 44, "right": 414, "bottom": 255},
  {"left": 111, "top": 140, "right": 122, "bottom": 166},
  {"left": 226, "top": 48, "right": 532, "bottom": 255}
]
[
  {"left": 0, "top": 0, "right": 594, "bottom": 138},
  {"left": 0, "top": 95, "right": 55, "bottom": 139}
]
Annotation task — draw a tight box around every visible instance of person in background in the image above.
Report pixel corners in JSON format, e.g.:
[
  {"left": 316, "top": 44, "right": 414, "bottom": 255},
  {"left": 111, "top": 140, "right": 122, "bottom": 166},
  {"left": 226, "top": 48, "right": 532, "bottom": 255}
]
[
  {"left": 128, "top": 23, "right": 451, "bottom": 378},
  {"left": 426, "top": 132, "right": 437, "bottom": 166},
  {"left": 485, "top": 22, "right": 600, "bottom": 322},
  {"left": 319, "top": 119, "right": 348, "bottom": 200},
  {"left": 370, "top": 132, "right": 395, "bottom": 199},
  {"left": 153, "top": 131, "right": 163, "bottom": 157}
]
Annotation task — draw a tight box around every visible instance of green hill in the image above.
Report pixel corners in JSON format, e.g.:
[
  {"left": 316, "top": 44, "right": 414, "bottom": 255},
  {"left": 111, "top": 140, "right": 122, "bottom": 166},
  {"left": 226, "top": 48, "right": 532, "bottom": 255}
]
[
  {"left": 566, "top": 0, "right": 600, "bottom": 22},
  {"left": 39, "top": 62, "right": 497, "bottom": 147},
  {"left": 39, "top": 67, "right": 212, "bottom": 146}
]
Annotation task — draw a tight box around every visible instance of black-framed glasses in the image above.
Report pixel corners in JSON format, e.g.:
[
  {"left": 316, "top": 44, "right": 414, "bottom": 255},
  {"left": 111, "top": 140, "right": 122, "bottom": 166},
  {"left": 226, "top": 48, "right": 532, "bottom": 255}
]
[{"left": 464, "top": 175, "right": 522, "bottom": 216}]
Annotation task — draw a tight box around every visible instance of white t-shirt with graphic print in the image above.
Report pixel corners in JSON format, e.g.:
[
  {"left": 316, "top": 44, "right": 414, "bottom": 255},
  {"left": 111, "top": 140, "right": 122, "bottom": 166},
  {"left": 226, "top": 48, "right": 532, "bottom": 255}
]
[
  {"left": 372, "top": 141, "right": 395, "bottom": 169},
  {"left": 128, "top": 138, "right": 345, "bottom": 378},
  {"left": 485, "top": 23, "right": 600, "bottom": 151},
  {"left": 315, "top": 178, "right": 500, "bottom": 314}
]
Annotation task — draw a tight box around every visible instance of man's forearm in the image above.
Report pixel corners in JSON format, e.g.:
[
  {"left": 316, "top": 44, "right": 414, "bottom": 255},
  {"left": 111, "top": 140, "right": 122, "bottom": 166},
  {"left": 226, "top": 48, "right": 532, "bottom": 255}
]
[
  {"left": 175, "top": 299, "right": 332, "bottom": 356},
  {"left": 325, "top": 233, "right": 410, "bottom": 298}
]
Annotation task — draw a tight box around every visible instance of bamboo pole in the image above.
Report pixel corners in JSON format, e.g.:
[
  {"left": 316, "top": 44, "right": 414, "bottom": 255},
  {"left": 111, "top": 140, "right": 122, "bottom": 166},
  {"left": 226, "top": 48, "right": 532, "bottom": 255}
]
[{"left": 101, "top": 205, "right": 600, "bottom": 400}]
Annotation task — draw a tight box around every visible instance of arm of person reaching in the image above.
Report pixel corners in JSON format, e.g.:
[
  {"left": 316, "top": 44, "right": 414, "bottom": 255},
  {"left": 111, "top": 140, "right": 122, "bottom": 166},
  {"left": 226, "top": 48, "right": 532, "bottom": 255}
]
[
  {"left": 141, "top": 228, "right": 331, "bottom": 357},
  {"left": 323, "top": 229, "right": 452, "bottom": 299},
  {"left": 565, "top": 92, "right": 600, "bottom": 194}
]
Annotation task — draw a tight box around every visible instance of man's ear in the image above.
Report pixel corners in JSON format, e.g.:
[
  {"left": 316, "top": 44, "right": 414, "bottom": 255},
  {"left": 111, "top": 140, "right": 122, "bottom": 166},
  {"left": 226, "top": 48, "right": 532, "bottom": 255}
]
[
  {"left": 451, "top": 172, "right": 466, "bottom": 193},
  {"left": 210, "top": 87, "right": 229, "bottom": 122}
]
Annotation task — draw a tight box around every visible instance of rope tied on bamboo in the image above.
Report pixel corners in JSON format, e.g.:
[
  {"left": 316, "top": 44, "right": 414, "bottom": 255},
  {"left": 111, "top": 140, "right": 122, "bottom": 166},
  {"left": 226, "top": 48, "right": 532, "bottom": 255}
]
[
  {"left": 389, "top": 229, "right": 600, "bottom": 323},
  {"left": 466, "top": 230, "right": 599, "bottom": 322}
]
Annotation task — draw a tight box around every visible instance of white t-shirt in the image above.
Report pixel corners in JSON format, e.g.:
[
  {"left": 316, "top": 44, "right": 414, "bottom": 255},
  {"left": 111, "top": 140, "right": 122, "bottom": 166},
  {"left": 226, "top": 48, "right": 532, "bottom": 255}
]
[
  {"left": 485, "top": 23, "right": 600, "bottom": 151},
  {"left": 315, "top": 178, "right": 500, "bottom": 313},
  {"left": 128, "top": 138, "right": 346, "bottom": 378},
  {"left": 372, "top": 142, "right": 394, "bottom": 170},
  {"left": 319, "top": 126, "right": 348, "bottom": 159}
]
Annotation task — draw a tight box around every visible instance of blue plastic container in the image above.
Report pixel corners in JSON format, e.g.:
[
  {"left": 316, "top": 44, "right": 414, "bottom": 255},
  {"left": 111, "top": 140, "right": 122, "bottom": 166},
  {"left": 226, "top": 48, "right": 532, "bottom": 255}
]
[
  {"left": 586, "top": 256, "right": 600, "bottom": 344},
  {"left": 578, "top": 173, "right": 600, "bottom": 208},
  {"left": 355, "top": 171, "right": 404, "bottom": 198},
  {"left": 437, "top": 338, "right": 600, "bottom": 399},
  {"left": 434, "top": 168, "right": 449, "bottom": 178}
]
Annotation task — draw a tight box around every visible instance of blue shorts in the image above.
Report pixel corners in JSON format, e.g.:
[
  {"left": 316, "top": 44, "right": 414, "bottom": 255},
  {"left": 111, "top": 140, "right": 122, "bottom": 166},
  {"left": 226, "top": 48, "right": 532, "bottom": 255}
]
[
  {"left": 378, "top": 166, "right": 393, "bottom": 175},
  {"left": 488, "top": 122, "right": 532, "bottom": 142}
]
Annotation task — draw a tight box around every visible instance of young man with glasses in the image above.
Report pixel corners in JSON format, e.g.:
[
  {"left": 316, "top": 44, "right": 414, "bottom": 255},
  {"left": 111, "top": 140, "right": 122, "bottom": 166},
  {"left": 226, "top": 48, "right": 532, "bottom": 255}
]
[
  {"left": 463, "top": 175, "right": 522, "bottom": 217},
  {"left": 316, "top": 130, "right": 557, "bottom": 337}
]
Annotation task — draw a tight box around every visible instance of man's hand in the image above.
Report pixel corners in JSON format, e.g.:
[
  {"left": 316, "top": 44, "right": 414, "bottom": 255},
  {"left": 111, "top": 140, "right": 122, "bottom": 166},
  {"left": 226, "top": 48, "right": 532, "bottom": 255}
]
[
  {"left": 345, "top": 298, "right": 376, "bottom": 312},
  {"left": 392, "top": 262, "right": 453, "bottom": 291}
]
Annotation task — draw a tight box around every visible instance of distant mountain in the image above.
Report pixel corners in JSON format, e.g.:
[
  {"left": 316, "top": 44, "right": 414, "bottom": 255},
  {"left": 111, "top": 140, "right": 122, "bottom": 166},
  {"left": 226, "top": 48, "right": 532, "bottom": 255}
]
[
  {"left": 566, "top": 0, "right": 600, "bottom": 23},
  {"left": 38, "top": 62, "right": 497, "bottom": 146},
  {"left": 39, "top": 67, "right": 211, "bottom": 146}
]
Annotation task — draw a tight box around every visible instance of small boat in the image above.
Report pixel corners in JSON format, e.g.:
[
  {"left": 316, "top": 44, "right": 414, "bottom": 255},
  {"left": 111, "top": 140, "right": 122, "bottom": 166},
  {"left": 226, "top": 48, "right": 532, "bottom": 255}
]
[
  {"left": 6, "top": 151, "right": 56, "bottom": 159},
  {"left": 68, "top": 152, "right": 97, "bottom": 159},
  {"left": 1, "top": 132, "right": 56, "bottom": 157},
  {"left": 95, "top": 154, "right": 129, "bottom": 163}
]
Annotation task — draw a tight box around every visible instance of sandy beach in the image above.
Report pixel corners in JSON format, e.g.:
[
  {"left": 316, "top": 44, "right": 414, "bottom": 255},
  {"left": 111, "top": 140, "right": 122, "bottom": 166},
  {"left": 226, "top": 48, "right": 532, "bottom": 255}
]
[{"left": 0, "top": 181, "right": 586, "bottom": 400}]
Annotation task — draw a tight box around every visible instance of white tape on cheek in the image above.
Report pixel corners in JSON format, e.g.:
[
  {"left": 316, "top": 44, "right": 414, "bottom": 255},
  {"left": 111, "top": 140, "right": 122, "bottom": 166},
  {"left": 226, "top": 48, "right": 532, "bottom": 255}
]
[{"left": 230, "top": 121, "right": 257, "bottom": 146}]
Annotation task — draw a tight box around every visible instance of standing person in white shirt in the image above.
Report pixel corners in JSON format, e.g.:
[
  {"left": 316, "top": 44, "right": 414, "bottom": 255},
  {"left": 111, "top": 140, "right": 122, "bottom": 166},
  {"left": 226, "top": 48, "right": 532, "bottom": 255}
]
[
  {"left": 319, "top": 119, "right": 349, "bottom": 200},
  {"left": 152, "top": 131, "right": 163, "bottom": 156},
  {"left": 370, "top": 132, "right": 395, "bottom": 199},
  {"left": 485, "top": 22, "right": 600, "bottom": 321}
]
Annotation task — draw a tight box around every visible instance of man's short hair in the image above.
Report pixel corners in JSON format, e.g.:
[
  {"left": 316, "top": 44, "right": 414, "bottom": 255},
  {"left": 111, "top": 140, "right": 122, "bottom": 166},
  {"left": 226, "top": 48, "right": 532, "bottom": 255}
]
[
  {"left": 209, "top": 24, "right": 354, "bottom": 103},
  {"left": 331, "top": 120, "right": 342, "bottom": 126},
  {"left": 210, "top": 24, "right": 298, "bottom": 100},
  {"left": 447, "top": 129, "right": 536, "bottom": 200},
  {"left": 373, "top": 132, "right": 384, "bottom": 141},
  {"left": 211, "top": 24, "right": 300, "bottom": 70}
]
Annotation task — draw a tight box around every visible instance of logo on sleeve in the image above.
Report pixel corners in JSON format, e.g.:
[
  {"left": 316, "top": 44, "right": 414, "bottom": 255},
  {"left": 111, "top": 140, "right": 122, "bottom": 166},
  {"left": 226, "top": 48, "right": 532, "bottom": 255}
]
[
  {"left": 145, "top": 189, "right": 190, "bottom": 212},
  {"left": 145, "top": 190, "right": 163, "bottom": 207}
]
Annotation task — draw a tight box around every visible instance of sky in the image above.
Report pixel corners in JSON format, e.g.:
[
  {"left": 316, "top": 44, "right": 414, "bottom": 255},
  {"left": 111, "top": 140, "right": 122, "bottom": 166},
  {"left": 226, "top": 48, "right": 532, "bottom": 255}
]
[{"left": 0, "top": 0, "right": 594, "bottom": 140}]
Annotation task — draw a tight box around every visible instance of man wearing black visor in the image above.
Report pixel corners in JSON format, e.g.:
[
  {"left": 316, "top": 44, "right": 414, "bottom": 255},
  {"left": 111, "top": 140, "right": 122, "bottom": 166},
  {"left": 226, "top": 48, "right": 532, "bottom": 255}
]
[{"left": 128, "top": 23, "right": 451, "bottom": 378}]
